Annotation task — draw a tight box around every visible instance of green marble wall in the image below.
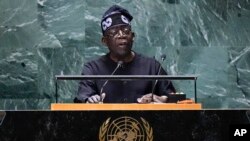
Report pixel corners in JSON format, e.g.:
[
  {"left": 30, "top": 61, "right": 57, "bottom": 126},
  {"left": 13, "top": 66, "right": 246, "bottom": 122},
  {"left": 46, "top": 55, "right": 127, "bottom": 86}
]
[{"left": 0, "top": 0, "right": 250, "bottom": 110}]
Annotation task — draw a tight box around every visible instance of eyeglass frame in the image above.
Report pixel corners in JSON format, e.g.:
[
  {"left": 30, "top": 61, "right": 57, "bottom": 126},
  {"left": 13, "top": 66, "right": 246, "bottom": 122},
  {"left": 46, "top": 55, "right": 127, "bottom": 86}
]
[{"left": 104, "top": 25, "right": 132, "bottom": 38}]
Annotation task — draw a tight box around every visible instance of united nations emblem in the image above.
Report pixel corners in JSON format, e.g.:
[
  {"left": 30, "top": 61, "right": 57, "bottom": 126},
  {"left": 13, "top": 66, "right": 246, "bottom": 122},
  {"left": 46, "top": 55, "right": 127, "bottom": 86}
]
[{"left": 99, "top": 116, "right": 153, "bottom": 141}]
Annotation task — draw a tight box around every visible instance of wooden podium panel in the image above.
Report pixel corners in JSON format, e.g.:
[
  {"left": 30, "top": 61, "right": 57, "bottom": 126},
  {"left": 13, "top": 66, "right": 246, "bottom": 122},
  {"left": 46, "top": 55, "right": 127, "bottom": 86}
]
[{"left": 51, "top": 103, "right": 202, "bottom": 110}]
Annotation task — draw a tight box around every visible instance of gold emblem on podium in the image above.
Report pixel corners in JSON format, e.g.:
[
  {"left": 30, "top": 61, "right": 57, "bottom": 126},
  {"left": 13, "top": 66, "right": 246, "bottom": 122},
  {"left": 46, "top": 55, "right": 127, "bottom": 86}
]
[{"left": 99, "top": 116, "right": 153, "bottom": 141}]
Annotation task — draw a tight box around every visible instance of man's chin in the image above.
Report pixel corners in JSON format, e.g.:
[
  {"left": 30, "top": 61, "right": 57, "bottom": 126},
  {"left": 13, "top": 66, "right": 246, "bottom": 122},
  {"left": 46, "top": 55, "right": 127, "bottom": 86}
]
[{"left": 115, "top": 51, "right": 131, "bottom": 59}]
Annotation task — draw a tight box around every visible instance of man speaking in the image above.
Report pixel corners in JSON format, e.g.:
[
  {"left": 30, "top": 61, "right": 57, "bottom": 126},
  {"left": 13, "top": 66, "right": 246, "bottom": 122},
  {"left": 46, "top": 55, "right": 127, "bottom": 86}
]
[{"left": 74, "top": 5, "right": 175, "bottom": 103}]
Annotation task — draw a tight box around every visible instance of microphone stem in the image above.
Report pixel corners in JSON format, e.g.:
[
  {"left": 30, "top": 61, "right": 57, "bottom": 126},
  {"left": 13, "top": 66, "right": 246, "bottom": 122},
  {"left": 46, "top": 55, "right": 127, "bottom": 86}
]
[
  {"left": 151, "top": 57, "right": 165, "bottom": 103},
  {"left": 100, "top": 61, "right": 123, "bottom": 102}
]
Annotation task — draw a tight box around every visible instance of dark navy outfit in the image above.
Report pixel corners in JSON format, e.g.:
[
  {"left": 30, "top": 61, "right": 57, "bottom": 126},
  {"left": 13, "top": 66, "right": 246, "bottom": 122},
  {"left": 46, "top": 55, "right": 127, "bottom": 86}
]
[{"left": 75, "top": 52, "right": 176, "bottom": 103}]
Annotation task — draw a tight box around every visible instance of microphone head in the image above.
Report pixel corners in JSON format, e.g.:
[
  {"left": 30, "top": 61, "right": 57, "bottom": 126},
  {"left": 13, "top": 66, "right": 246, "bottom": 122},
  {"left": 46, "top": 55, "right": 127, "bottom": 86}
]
[
  {"left": 160, "top": 54, "right": 166, "bottom": 61},
  {"left": 117, "top": 61, "right": 123, "bottom": 66}
]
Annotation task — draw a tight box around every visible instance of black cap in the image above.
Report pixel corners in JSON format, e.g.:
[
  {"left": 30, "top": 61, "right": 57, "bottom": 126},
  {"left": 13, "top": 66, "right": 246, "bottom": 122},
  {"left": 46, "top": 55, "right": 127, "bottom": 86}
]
[{"left": 101, "top": 5, "right": 133, "bottom": 34}]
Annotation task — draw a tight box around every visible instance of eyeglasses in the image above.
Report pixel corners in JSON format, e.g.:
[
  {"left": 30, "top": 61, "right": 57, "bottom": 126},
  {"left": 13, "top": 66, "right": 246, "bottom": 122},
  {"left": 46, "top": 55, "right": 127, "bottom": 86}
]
[{"left": 104, "top": 26, "right": 132, "bottom": 38}]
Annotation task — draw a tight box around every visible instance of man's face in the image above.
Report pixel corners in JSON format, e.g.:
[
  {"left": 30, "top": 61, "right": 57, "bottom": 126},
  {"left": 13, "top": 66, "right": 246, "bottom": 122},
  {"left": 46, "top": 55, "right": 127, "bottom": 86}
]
[{"left": 102, "top": 25, "right": 134, "bottom": 59}]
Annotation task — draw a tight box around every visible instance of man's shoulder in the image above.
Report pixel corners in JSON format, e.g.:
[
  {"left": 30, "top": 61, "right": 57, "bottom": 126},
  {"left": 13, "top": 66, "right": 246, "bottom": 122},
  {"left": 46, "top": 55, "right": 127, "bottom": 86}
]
[
  {"left": 84, "top": 55, "right": 108, "bottom": 67},
  {"left": 136, "top": 53, "right": 157, "bottom": 63}
]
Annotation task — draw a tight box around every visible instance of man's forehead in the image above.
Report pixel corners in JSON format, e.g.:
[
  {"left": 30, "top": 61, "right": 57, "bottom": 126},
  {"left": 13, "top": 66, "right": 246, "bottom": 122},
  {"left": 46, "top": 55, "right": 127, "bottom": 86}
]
[{"left": 106, "top": 24, "right": 131, "bottom": 31}]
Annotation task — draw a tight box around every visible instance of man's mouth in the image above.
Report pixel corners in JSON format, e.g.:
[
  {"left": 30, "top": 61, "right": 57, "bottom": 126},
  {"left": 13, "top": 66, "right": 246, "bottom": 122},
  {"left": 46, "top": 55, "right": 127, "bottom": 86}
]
[{"left": 117, "top": 41, "right": 128, "bottom": 48}]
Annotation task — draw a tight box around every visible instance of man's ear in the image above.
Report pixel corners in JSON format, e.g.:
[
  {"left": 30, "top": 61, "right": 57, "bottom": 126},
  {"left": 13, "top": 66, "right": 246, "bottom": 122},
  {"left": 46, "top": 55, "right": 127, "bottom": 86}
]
[
  {"left": 131, "top": 32, "right": 135, "bottom": 41},
  {"left": 101, "top": 36, "right": 107, "bottom": 46}
]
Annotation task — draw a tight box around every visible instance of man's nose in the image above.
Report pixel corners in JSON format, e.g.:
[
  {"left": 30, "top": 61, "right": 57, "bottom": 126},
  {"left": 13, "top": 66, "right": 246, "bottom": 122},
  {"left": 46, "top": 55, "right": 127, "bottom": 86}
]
[{"left": 116, "top": 30, "right": 125, "bottom": 37}]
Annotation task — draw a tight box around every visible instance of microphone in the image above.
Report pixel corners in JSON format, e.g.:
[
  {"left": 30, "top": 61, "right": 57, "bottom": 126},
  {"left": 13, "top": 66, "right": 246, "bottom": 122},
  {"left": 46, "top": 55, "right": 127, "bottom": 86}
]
[
  {"left": 151, "top": 54, "right": 166, "bottom": 102},
  {"left": 99, "top": 61, "right": 123, "bottom": 103}
]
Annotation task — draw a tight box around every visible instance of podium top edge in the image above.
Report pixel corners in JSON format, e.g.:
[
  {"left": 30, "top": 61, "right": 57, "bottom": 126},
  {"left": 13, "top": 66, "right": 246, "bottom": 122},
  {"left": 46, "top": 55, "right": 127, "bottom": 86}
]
[{"left": 55, "top": 75, "right": 199, "bottom": 80}]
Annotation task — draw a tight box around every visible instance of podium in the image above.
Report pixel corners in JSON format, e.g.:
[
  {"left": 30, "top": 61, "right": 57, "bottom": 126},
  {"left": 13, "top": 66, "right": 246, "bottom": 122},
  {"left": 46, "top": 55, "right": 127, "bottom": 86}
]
[
  {"left": 55, "top": 75, "right": 199, "bottom": 103},
  {"left": 54, "top": 75, "right": 200, "bottom": 110},
  {"left": 51, "top": 103, "right": 202, "bottom": 110}
]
